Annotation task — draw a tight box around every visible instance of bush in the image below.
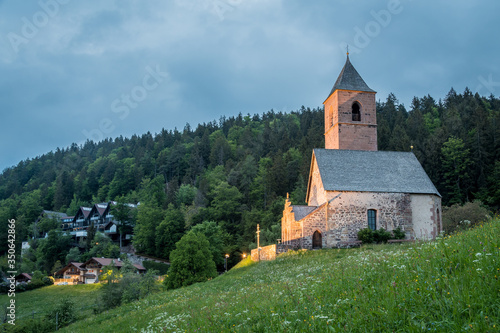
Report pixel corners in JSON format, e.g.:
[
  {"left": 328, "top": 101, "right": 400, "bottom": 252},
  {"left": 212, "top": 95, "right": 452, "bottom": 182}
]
[
  {"left": 30, "top": 271, "right": 45, "bottom": 287},
  {"left": 15, "top": 282, "right": 28, "bottom": 292},
  {"left": 4, "top": 318, "right": 54, "bottom": 333},
  {"left": 42, "top": 276, "right": 54, "bottom": 286},
  {"left": 373, "top": 228, "right": 392, "bottom": 243},
  {"left": 357, "top": 228, "right": 374, "bottom": 244},
  {"left": 45, "top": 298, "right": 76, "bottom": 329},
  {"left": 140, "top": 269, "right": 160, "bottom": 297},
  {"left": 392, "top": 227, "right": 406, "bottom": 239},
  {"left": 94, "top": 282, "right": 123, "bottom": 313},
  {"left": 120, "top": 273, "right": 142, "bottom": 303},
  {"left": 94, "top": 268, "right": 162, "bottom": 313},
  {"left": 8, "top": 272, "right": 54, "bottom": 294},
  {"left": 0, "top": 281, "right": 10, "bottom": 293},
  {"left": 443, "top": 200, "right": 491, "bottom": 234},
  {"left": 142, "top": 261, "right": 170, "bottom": 275}
]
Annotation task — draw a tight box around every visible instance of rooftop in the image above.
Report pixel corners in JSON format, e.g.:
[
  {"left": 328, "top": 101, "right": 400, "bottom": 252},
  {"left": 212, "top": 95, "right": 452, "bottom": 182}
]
[
  {"left": 312, "top": 149, "right": 440, "bottom": 196},
  {"left": 326, "top": 55, "right": 375, "bottom": 101}
]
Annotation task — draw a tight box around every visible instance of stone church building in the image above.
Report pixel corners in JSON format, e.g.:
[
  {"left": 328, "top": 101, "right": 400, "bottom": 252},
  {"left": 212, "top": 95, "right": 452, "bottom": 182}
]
[{"left": 280, "top": 55, "right": 442, "bottom": 249}]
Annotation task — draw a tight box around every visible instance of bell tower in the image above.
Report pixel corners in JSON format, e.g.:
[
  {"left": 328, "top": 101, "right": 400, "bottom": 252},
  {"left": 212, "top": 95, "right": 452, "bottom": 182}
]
[{"left": 324, "top": 54, "right": 377, "bottom": 151}]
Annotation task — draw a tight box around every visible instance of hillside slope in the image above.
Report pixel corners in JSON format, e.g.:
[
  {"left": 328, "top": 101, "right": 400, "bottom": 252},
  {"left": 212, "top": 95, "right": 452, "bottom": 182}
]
[{"left": 59, "top": 220, "right": 500, "bottom": 333}]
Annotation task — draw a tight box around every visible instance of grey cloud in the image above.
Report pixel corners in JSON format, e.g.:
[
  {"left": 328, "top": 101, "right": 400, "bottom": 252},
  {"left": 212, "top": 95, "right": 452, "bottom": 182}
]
[{"left": 1, "top": 0, "right": 499, "bottom": 170}]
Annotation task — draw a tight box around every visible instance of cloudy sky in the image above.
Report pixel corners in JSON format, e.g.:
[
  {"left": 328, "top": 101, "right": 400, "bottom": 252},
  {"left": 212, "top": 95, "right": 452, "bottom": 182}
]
[{"left": 1, "top": 0, "right": 499, "bottom": 171}]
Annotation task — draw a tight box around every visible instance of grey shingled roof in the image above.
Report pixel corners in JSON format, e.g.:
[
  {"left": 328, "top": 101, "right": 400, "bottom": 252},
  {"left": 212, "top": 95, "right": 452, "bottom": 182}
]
[
  {"left": 291, "top": 206, "right": 317, "bottom": 221},
  {"left": 313, "top": 149, "right": 440, "bottom": 196},
  {"left": 326, "top": 56, "right": 375, "bottom": 99}
]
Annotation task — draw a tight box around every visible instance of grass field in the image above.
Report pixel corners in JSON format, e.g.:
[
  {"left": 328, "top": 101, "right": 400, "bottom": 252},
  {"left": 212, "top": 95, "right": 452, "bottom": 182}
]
[
  {"left": 0, "top": 283, "right": 102, "bottom": 329},
  {"left": 53, "top": 218, "right": 500, "bottom": 332}
]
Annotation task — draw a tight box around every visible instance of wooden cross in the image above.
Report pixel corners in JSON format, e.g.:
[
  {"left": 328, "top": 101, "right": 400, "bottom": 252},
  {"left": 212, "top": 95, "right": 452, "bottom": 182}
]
[{"left": 257, "top": 224, "right": 261, "bottom": 261}]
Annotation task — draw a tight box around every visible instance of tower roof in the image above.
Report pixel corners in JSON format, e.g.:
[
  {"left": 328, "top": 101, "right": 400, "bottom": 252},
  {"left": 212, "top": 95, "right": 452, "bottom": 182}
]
[{"left": 326, "top": 55, "right": 375, "bottom": 100}]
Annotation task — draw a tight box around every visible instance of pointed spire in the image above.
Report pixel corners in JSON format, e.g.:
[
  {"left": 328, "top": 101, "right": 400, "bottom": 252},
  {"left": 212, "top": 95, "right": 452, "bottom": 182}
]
[{"left": 326, "top": 55, "right": 375, "bottom": 100}]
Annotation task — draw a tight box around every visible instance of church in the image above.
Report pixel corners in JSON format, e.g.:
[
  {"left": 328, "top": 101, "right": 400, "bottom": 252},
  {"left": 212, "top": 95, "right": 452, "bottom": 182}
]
[{"left": 280, "top": 55, "right": 442, "bottom": 249}]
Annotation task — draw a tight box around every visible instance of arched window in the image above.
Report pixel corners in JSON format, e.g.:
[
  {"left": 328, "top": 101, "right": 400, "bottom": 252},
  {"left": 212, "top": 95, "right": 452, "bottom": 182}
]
[
  {"left": 367, "top": 209, "right": 376, "bottom": 231},
  {"left": 352, "top": 102, "right": 361, "bottom": 121}
]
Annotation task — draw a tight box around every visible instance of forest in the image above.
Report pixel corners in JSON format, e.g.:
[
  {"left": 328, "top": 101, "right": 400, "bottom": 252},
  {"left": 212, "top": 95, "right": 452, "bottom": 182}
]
[{"left": 0, "top": 87, "right": 499, "bottom": 272}]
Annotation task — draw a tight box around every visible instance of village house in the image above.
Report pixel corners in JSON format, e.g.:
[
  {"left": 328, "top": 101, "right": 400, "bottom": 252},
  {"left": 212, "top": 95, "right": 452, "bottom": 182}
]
[
  {"left": 55, "top": 258, "right": 146, "bottom": 285},
  {"left": 79, "top": 257, "right": 146, "bottom": 284},
  {"left": 54, "top": 262, "right": 83, "bottom": 285},
  {"left": 15, "top": 273, "right": 32, "bottom": 285},
  {"left": 28, "top": 201, "right": 137, "bottom": 245}
]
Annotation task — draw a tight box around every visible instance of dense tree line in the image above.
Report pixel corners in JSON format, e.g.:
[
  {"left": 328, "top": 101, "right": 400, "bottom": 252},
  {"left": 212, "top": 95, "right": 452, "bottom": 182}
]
[{"left": 0, "top": 88, "right": 498, "bottom": 268}]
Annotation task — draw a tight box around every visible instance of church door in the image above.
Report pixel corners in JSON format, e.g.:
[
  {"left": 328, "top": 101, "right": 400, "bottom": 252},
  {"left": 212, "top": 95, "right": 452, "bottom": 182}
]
[{"left": 312, "top": 231, "right": 322, "bottom": 249}]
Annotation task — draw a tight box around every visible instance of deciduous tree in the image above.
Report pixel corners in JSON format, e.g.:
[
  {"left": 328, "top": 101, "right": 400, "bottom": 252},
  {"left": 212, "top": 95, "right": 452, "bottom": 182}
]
[{"left": 165, "top": 232, "right": 217, "bottom": 289}]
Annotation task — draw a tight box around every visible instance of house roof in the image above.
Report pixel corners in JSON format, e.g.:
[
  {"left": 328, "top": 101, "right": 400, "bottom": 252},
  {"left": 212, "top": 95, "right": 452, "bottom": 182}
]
[
  {"left": 311, "top": 149, "right": 440, "bottom": 196},
  {"left": 104, "top": 220, "right": 116, "bottom": 229},
  {"left": 55, "top": 262, "right": 83, "bottom": 276},
  {"left": 79, "top": 207, "right": 92, "bottom": 218},
  {"left": 291, "top": 206, "right": 318, "bottom": 221},
  {"left": 81, "top": 258, "right": 146, "bottom": 271},
  {"left": 15, "top": 273, "right": 32, "bottom": 280},
  {"left": 95, "top": 203, "right": 109, "bottom": 216},
  {"left": 72, "top": 262, "right": 83, "bottom": 269},
  {"left": 326, "top": 55, "right": 375, "bottom": 101}
]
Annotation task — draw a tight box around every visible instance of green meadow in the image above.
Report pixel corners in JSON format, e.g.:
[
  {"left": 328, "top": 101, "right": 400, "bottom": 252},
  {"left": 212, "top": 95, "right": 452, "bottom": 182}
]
[
  {"left": 0, "top": 283, "right": 101, "bottom": 325},
  {"left": 8, "top": 219, "right": 500, "bottom": 332}
]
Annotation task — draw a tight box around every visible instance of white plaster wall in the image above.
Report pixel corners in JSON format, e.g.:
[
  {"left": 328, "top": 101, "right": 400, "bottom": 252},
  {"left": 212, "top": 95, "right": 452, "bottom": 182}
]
[{"left": 411, "top": 194, "right": 438, "bottom": 240}]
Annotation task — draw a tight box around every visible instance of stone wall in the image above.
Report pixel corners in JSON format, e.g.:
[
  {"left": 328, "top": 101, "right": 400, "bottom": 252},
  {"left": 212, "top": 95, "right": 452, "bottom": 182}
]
[
  {"left": 337, "top": 123, "right": 378, "bottom": 151},
  {"left": 282, "top": 190, "right": 440, "bottom": 251},
  {"left": 323, "top": 191, "right": 413, "bottom": 247},
  {"left": 251, "top": 244, "right": 277, "bottom": 262},
  {"left": 298, "top": 203, "right": 327, "bottom": 249},
  {"left": 324, "top": 90, "right": 377, "bottom": 151},
  {"left": 283, "top": 190, "right": 422, "bottom": 250},
  {"left": 281, "top": 198, "right": 303, "bottom": 248}
]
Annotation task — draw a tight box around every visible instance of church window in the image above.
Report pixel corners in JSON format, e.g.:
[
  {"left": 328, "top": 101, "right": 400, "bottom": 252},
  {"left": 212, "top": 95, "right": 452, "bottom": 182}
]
[
  {"left": 352, "top": 102, "right": 361, "bottom": 121},
  {"left": 367, "top": 209, "right": 376, "bottom": 230}
]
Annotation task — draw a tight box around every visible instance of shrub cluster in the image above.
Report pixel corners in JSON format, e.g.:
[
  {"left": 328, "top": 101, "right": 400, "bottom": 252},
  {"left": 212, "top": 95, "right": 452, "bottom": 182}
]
[
  {"left": 94, "top": 269, "right": 160, "bottom": 314},
  {"left": 357, "top": 227, "right": 406, "bottom": 244},
  {"left": 0, "top": 271, "right": 53, "bottom": 294},
  {"left": 142, "top": 260, "right": 170, "bottom": 275},
  {"left": 442, "top": 200, "right": 491, "bottom": 234},
  {"left": 3, "top": 298, "right": 76, "bottom": 333},
  {"left": 357, "top": 228, "right": 374, "bottom": 244}
]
